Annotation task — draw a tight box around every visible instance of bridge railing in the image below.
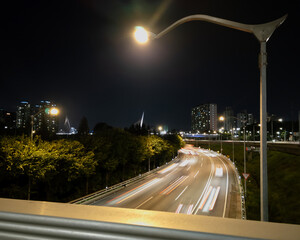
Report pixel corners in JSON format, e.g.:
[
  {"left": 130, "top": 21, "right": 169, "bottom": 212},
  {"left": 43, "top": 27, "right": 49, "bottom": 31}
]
[
  {"left": 69, "top": 156, "right": 179, "bottom": 204},
  {"left": 0, "top": 198, "right": 299, "bottom": 240}
]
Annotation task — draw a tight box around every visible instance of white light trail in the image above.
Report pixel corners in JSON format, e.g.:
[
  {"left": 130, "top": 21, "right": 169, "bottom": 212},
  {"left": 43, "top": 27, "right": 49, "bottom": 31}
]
[
  {"left": 175, "top": 204, "right": 183, "bottom": 213},
  {"left": 209, "top": 186, "right": 221, "bottom": 211}
]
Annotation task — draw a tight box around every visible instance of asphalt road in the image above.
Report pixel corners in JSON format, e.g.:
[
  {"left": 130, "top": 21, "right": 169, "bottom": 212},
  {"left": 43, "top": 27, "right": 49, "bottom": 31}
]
[{"left": 91, "top": 147, "right": 241, "bottom": 218}]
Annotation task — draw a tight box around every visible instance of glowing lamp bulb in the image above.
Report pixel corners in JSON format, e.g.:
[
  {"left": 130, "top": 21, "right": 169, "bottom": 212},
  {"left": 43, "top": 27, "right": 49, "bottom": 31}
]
[
  {"left": 50, "top": 108, "right": 59, "bottom": 115},
  {"left": 134, "top": 26, "right": 149, "bottom": 44}
]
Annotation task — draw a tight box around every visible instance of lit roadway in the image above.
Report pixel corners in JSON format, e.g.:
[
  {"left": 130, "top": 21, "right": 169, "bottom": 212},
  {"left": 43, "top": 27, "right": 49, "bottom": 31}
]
[{"left": 91, "top": 147, "right": 241, "bottom": 218}]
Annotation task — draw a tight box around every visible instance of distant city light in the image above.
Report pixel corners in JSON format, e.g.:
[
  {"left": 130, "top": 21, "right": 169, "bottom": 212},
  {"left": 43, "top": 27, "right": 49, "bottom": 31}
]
[{"left": 50, "top": 107, "right": 59, "bottom": 115}]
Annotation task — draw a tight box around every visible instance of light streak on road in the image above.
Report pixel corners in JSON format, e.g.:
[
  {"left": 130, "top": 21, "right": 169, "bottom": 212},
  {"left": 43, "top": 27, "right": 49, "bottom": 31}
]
[
  {"left": 198, "top": 186, "right": 213, "bottom": 211},
  {"left": 175, "top": 186, "right": 188, "bottom": 201},
  {"left": 193, "top": 156, "right": 214, "bottom": 214},
  {"left": 209, "top": 186, "right": 221, "bottom": 211},
  {"left": 107, "top": 178, "right": 161, "bottom": 205},
  {"left": 135, "top": 196, "right": 153, "bottom": 209},
  {"left": 179, "top": 160, "right": 189, "bottom": 167},
  {"left": 91, "top": 146, "right": 240, "bottom": 218},
  {"left": 187, "top": 204, "right": 194, "bottom": 215},
  {"left": 160, "top": 176, "right": 189, "bottom": 195},
  {"left": 218, "top": 156, "right": 229, "bottom": 218},
  {"left": 175, "top": 204, "right": 183, "bottom": 213},
  {"left": 203, "top": 187, "right": 216, "bottom": 212},
  {"left": 158, "top": 163, "right": 178, "bottom": 174}
]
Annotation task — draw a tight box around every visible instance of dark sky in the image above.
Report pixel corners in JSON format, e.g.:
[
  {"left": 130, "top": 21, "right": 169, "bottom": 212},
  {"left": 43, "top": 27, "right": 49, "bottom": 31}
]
[{"left": 2, "top": 0, "right": 299, "bottom": 131}]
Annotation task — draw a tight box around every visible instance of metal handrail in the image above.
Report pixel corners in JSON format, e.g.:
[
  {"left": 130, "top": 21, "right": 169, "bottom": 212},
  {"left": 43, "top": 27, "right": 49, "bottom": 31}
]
[
  {"left": 69, "top": 156, "right": 179, "bottom": 204},
  {"left": 0, "top": 198, "right": 299, "bottom": 240}
]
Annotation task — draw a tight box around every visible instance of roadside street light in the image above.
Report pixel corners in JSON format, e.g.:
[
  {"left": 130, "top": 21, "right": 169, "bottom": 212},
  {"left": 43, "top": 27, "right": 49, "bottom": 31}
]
[
  {"left": 219, "top": 116, "right": 225, "bottom": 153},
  {"left": 134, "top": 14, "right": 287, "bottom": 221},
  {"left": 31, "top": 107, "right": 59, "bottom": 140},
  {"left": 50, "top": 107, "right": 59, "bottom": 116}
]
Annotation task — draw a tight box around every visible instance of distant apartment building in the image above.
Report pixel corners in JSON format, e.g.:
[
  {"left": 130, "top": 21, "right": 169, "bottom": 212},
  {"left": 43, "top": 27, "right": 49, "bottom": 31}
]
[
  {"left": 224, "top": 106, "right": 234, "bottom": 131},
  {"left": 16, "top": 101, "right": 31, "bottom": 130},
  {"left": 32, "top": 100, "right": 59, "bottom": 134},
  {"left": 236, "top": 111, "right": 255, "bottom": 128},
  {"left": 16, "top": 100, "right": 59, "bottom": 134},
  {"left": 191, "top": 103, "right": 217, "bottom": 133}
]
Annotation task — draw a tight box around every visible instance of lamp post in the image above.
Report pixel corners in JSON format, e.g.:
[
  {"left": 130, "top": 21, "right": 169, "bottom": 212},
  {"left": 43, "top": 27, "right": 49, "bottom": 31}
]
[
  {"left": 219, "top": 116, "right": 225, "bottom": 154},
  {"left": 31, "top": 107, "right": 59, "bottom": 141},
  {"left": 134, "top": 14, "right": 287, "bottom": 221}
]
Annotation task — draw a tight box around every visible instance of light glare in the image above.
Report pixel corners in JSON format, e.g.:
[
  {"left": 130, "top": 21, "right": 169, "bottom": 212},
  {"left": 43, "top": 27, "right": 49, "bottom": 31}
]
[
  {"left": 50, "top": 107, "right": 59, "bottom": 115},
  {"left": 134, "top": 26, "right": 148, "bottom": 44}
]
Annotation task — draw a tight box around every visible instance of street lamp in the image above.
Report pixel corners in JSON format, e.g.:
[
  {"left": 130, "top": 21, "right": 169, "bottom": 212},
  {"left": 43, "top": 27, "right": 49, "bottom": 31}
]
[
  {"left": 134, "top": 26, "right": 149, "bottom": 44},
  {"left": 134, "top": 14, "right": 287, "bottom": 221},
  {"left": 219, "top": 116, "right": 225, "bottom": 153},
  {"left": 31, "top": 107, "right": 59, "bottom": 140}
]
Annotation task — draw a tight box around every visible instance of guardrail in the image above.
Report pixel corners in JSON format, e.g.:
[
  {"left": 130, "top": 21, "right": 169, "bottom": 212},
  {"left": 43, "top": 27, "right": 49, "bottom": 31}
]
[
  {"left": 69, "top": 156, "right": 180, "bottom": 204},
  {"left": 1, "top": 198, "right": 299, "bottom": 240}
]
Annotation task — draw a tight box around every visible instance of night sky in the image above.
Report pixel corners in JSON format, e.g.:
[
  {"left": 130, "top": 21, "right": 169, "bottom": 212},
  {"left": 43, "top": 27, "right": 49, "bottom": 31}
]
[{"left": 2, "top": 0, "right": 299, "bottom": 131}]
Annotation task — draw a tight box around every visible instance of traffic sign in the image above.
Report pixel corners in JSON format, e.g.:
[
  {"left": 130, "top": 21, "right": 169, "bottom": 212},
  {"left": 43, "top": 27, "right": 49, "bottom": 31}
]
[{"left": 242, "top": 173, "right": 250, "bottom": 180}]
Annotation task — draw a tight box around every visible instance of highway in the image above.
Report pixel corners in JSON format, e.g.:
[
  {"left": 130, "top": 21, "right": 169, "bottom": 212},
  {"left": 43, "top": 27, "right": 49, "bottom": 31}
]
[{"left": 91, "top": 146, "right": 241, "bottom": 218}]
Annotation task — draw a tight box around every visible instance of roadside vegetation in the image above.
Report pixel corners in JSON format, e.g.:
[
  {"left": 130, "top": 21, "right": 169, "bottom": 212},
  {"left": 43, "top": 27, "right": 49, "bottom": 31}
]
[
  {"left": 194, "top": 141, "right": 300, "bottom": 224},
  {"left": 0, "top": 124, "right": 184, "bottom": 202}
]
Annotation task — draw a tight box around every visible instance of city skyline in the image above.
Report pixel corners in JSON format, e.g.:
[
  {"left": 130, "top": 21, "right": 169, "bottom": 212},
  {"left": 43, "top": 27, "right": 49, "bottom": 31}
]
[
  {"left": 1, "top": 100, "right": 295, "bottom": 134},
  {"left": 2, "top": 1, "right": 299, "bottom": 130}
]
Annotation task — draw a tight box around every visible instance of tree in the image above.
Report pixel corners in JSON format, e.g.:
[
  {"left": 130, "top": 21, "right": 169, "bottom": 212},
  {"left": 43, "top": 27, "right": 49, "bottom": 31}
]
[
  {"left": 78, "top": 117, "right": 89, "bottom": 135},
  {"left": 0, "top": 136, "right": 57, "bottom": 199}
]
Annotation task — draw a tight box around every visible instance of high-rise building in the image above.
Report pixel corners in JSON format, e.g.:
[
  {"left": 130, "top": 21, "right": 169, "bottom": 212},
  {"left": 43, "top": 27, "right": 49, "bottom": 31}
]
[
  {"left": 32, "top": 100, "right": 59, "bottom": 134},
  {"left": 224, "top": 106, "right": 234, "bottom": 131},
  {"left": 247, "top": 113, "right": 254, "bottom": 125},
  {"left": 191, "top": 104, "right": 217, "bottom": 133},
  {"left": 16, "top": 101, "right": 31, "bottom": 130},
  {"left": 16, "top": 100, "right": 59, "bottom": 134},
  {"left": 237, "top": 111, "right": 248, "bottom": 128}
]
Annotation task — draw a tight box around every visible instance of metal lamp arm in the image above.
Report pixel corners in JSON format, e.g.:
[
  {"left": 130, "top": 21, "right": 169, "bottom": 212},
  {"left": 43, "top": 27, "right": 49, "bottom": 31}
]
[{"left": 154, "top": 14, "right": 287, "bottom": 42}]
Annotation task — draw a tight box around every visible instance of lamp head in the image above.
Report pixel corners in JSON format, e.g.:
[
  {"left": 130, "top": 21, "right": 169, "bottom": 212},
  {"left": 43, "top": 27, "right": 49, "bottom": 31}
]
[
  {"left": 134, "top": 26, "right": 149, "bottom": 44},
  {"left": 49, "top": 107, "right": 59, "bottom": 116}
]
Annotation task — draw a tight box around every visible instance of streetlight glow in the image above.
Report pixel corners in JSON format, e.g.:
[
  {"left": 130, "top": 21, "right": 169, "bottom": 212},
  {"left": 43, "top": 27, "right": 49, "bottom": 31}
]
[
  {"left": 134, "top": 13, "right": 287, "bottom": 221},
  {"left": 134, "top": 26, "right": 149, "bottom": 44},
  {"left": 219, "top": 116, "right": 225, "bottom": 121},
  {"left": 50, "top": 107, "right": 59, "bottom": 115}
]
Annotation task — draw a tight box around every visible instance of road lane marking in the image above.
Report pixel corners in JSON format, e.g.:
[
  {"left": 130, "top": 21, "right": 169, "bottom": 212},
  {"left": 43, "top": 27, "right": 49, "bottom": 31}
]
[
  {"left": 135, "top": 196, "right": 153, "bottom": 209},
  {"left": 175, "top": 186, "right": 188, "bottom": 201},
  {"left": 209, "top": 186, "right": 221, "bottom": 211}
]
